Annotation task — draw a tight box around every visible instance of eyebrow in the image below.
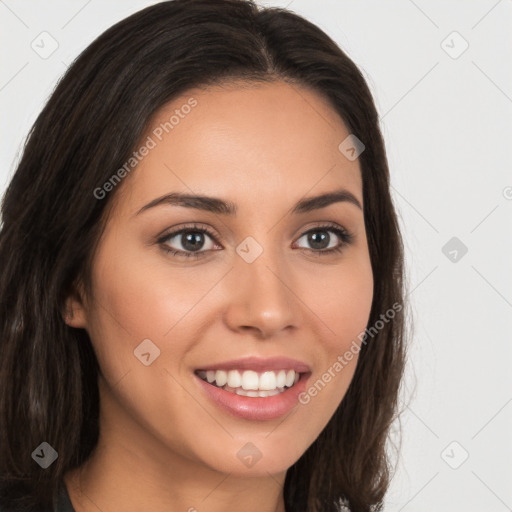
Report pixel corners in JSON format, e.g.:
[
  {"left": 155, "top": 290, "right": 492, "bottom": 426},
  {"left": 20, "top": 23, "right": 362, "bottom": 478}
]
[{"left": 135, "top": 188, "right": 362, "bottom": 216}]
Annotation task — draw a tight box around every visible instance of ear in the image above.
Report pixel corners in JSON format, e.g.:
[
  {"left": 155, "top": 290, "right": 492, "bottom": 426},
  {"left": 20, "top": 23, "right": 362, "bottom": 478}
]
[{"left": 62, "top": 280, "right": 88, "bottom": 329}]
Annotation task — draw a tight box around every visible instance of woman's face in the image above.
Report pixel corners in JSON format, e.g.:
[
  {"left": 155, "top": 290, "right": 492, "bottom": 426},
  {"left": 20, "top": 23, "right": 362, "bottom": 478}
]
[{"left": 68, "top": 80, "right": 373, "bottom": 477}]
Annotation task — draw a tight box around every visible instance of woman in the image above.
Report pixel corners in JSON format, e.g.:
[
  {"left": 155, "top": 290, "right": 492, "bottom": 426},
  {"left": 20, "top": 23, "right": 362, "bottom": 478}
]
[{"left": 0, "top": 1, "right": 406, "bottom": 511}]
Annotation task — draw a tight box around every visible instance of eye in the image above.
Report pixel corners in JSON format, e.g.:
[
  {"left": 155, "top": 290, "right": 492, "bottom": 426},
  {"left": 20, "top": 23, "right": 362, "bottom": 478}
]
[
  {"left": 294, "top": 224, "right": 353, "bottom": 255},
  {"left": 158, "top": 224, "right": 220, "bottom": 259},
  {"left": 157, "top": 222, "right": 353, "bottom": 259}
]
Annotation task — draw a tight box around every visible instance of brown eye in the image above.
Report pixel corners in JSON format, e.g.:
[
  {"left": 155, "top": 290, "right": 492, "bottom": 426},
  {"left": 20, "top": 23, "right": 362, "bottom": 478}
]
[
  {"left": 294, "top": 225, "right": 353, "bottom": 254},
  {"left": 158, "top": 225, "right": 220, "bottom": 259}
]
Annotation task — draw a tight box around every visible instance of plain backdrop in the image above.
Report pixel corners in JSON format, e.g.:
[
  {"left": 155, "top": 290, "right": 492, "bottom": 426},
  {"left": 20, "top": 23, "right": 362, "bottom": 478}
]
[{"left": 1, "top": 1, "right": 511, "bottom": 510}]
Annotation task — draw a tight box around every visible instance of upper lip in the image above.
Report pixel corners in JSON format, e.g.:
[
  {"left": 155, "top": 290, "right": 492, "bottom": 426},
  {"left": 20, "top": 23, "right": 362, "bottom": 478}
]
[{"left": 195, "top": 356, "right": 311, "bottom": 373}]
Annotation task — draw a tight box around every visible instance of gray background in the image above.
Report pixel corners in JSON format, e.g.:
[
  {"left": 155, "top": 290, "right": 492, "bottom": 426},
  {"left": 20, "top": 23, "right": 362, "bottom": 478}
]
[{"left": 1, "top": 1, "right": 511, "bottom": 510}]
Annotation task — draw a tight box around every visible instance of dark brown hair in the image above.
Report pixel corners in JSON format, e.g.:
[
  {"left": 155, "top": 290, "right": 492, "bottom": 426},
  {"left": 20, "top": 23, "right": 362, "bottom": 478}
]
[{"left": 0, "top": 1, "right": 406, "bottom": 510}]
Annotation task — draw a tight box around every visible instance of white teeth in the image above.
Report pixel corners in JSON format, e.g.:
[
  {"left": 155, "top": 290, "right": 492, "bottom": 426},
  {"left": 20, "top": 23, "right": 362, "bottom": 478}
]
[
  {"left": 276, "top": 370, "right": 286, "bottom": 388},
  {"left": 234, "top": 387, "right": 282, "bottom": 397},
  {"left": 241, "top": 370, "right": 259, "bottom": 390},
  {"left": 259, "top": 371, "right": 277, "bottom": 390},
  {"left": 259, "top": 389, "right": 280, "bottom": 397},
  {"left": 227, "top": 370, "right": 242, "bottom": 388},
  {"left": 197, "top": 368, "right": 301, "bottom": 393},
  {"left": 216, "top": 370, "right": 228, "bottom": 387},
  {"left": 285, "top": 370, "right": 295, "bottom": 387}
]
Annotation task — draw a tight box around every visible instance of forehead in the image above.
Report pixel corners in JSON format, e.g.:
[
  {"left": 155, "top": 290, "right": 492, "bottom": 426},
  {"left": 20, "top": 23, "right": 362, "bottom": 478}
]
[{"left": 119, "top": 80, "right": 362, "bottom": 213}]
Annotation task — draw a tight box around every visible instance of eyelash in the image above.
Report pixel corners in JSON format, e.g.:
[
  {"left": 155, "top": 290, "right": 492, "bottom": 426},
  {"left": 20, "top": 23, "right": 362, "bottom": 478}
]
[{"left": 157, "top": 222, "right": 354, "bottom": 259}]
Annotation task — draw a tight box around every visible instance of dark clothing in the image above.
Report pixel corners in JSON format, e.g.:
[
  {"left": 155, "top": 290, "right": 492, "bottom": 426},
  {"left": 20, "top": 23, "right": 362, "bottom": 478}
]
[
  {"left": 56, "top": 483, "right": 75, "bottom": 512},
  {"left": 0, "top": 484, "right": 75, "bottom": 512}
]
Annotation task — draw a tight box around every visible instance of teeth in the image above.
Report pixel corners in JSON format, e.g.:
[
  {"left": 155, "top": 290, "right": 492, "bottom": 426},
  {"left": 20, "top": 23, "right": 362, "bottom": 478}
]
[
  {"left": 227, "top": 370, "right": 242, "bottom": 388},
  {"left": 197, "top": 368, "right": 301, "bottom": 392},
  {"left": 216, "top": 370, "right": 227, "bottom": 387},
  {"left": 276, "top": 370, "right": 286, "bottom": 388},
  {"left": 229, "top": 386, "right": 283, "bottom": 397},
  {"left": 259, "top": 371, "right": 276, "bottom": 390},
  {"left": 241, "top": 370, "right": 259, "bottom": 390}
]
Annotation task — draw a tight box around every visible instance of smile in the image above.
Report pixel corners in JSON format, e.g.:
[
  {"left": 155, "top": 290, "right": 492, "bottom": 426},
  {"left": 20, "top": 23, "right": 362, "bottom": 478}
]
[{"left": 195, "top": 369, "right": 301, "bottom": 398}]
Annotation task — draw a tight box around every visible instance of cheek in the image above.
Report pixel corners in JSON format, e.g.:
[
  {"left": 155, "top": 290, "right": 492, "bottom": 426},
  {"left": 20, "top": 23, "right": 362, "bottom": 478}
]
[
  {"left": 85, "top": 239, "right": 232, "bottom": 384},
  {"left": 300, "top": 252, "right": 373, "bottom": 406},
  {"left": 290, "top": 259, "right": 373, "bottom": 457},
  {"left": 307, "top": 254, "right": 374, "bottom": 350},
  {"left": 88, "top": 240, "right": 216, "bottom": 341}
]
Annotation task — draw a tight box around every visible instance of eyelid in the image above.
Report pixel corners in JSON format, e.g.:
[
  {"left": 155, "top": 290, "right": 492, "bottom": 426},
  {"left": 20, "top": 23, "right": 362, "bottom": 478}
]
[
  {"left": 293, "top": 223, "right": 353, "bottom": 251},
  {"left": 157, "top": 221, "right": 353, "bottom": 258},
  {"left": 156, "top": 223, "right": 222, "bottom": 255}
]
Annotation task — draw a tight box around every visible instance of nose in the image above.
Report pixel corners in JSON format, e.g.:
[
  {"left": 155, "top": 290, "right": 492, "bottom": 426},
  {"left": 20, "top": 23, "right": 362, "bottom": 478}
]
[{"left": 223, "top": 247, "right": 299, "bottom": 339}]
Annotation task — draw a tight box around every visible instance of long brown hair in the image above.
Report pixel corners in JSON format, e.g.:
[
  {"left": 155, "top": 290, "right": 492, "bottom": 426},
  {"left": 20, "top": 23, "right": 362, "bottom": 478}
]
[{"left": 0, "top": 1, "right": 406, "bottom": 510}]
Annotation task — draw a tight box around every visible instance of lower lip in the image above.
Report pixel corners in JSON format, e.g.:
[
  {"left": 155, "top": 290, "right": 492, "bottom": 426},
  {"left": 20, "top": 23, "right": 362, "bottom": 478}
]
[{"left": 195, "top": 372, "right": 311, "bottom": 421}]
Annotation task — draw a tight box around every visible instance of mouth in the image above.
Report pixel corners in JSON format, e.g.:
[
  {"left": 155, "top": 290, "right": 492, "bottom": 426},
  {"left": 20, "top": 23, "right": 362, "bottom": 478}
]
[
  {"left": 195, "top": 368, "right": 302, "bottom": 398},
  {"left": 193, "top": 357, "right": 312, "bottom": 421}
]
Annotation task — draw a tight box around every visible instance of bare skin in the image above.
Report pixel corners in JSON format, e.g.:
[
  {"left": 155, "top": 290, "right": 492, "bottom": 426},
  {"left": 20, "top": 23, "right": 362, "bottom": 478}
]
[{"left": 64, "top": 80, "right": 374, "bottom": 512}]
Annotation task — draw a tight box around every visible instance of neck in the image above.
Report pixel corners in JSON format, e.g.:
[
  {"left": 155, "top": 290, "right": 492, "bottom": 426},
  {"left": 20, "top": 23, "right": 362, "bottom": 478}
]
[{"left": 64, "top": 379, "right": 287, "bottom": 512}]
